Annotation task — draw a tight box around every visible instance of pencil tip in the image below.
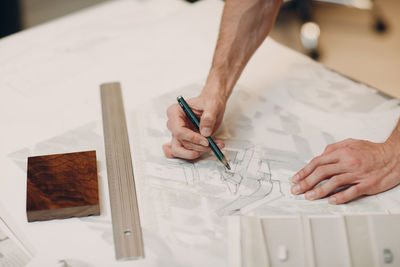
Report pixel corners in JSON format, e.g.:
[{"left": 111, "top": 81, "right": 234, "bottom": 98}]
[{"left": 226, "top": 163, "right": 231, "bottom": 170}]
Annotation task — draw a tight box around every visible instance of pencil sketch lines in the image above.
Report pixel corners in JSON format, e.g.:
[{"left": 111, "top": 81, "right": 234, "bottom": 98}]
[
  {"left": 180, "top": 162, "right": 200, "bottom": 185},
  {"left": 216, "top": 146, "right": 286, "bottom": 216}
]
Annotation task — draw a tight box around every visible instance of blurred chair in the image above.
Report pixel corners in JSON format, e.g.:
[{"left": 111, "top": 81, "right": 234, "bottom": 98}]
[
  {"left": 283, "top": 0, "right": 388, "bottom": 59},
  {"left": 0, "top": 0, "right": 21, "bottom": 38}
]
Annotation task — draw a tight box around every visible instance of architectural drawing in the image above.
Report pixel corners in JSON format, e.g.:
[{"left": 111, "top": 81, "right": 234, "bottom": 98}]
[
  {"left": 132, "top": 82, "right": 397, "bottom": 219},
  {"left": 266, "top": 63, "right": 400, "bottom": 143},
  {"left": 216, "top": 145, "right": 305, "bottom": 216},
  {"left": 118, "top": 76, "right": 400, "bottom": 266}
]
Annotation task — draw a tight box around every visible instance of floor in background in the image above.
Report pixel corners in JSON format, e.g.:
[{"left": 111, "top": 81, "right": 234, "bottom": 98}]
[
  {"left": 21, "top": 0, "right": 399, "bottom": 98},
  {"left": 20, "top": 0, "right": 108, "bottom": 28},
  {"left": 270, "top": 0, "right": 400, "bottom": 98}
]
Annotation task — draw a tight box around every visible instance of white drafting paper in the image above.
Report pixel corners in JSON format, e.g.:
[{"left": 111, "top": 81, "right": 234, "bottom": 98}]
[
  {"left": 0, "top": 228, "right": 30, "bottom": 267},
  {"left": 0, "top": 203, "right": 33, "bottom": 267},
  {"left": 132, "top": 82, "right": 400, "bottom": 219},
  {"left": 128, "top": 63, "right": 400, "bottom": 265},
  {"left": 231, "top": 214, "right": 400, "bottom": 267},
  {"left": 4, "top": 63, "right": 400, "bottom": 266}
]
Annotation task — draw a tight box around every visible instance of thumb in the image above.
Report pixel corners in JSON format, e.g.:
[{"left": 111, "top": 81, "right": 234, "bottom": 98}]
[{"left": 200, "top": 104, "right": 218, "bottom": 137}]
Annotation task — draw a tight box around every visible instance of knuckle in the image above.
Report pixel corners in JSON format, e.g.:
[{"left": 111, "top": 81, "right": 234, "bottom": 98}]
[
  {"left": 324, "top": 144, "right": 334, "bottom": 153},
  {"left": 174, "top": 129, "right": 184, "bottom": 140},
  {"left": 181, "top": 142, "right": 191, "bottom": 150},
  {"left": 350, "top": 185, "right": 360, "bottom": 196},
  {"left": 170, "top": 144, "right": 179, "bottom": 155},
  {"left": 298, "top": 168, "right": 306, "bottom": 178},
  {"left": 187, "top": 151, "right": 200, "bottom": 160},
  {"left": 310, "top": 156, "right": 321, "bottom": 165},
  {"left": 201, "top": 115, "right": 214, "bottom": 125},
  {"left": 300, "top": 180, "right": 309, "bottom": 190},
  {"left": 309, "top": 156, "right": 323, "bottom": 169},
  {"left": 331, "top": 175, "right": 345, "bottom": 186},
  {"left": 303, "top": 166, "right": 311, "bottom": 175},
  {"left": 341, "top": 147, "right": 352, "bottom": 155},
  {"left": 189, "top": 134, "right": 197, "bottom": 143},
  {"left": 314, "top": 166, "right": 328, "bottom": 177},
  {"left": 196, "top": 146, "right": 206, "bottom": 152},
  {"left": 335, "top": 194, "right": 344, "bottom": 204},
  {"left": 183, "top": 141, "right": 205, "bottom": 152},
  {"left": 314, "top": 186, "right": 323, "bottom": 197}
]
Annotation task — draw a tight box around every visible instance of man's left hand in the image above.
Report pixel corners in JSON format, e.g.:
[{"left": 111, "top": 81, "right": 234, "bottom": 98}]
[{"left": 291, "top": 138, "right": 400, "bottom": 204}]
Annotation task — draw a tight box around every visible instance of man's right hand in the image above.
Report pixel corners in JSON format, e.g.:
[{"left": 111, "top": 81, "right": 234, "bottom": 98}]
[
  {"left": 163, "top": 90, "right": 227, "bottom": 160},
  {"left": 162, "top": 0, "right": 282, "bottom": 160}
]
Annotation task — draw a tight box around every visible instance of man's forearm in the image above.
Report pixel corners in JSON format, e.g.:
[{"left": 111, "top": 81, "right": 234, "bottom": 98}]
[{"left": 204, "top": 0, "right": 282, "bottom": 100}]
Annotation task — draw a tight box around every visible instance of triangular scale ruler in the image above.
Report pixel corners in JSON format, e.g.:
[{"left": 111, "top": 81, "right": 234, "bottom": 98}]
[{"left": 100, "top": 82, "right": 144, "bottom": 260}]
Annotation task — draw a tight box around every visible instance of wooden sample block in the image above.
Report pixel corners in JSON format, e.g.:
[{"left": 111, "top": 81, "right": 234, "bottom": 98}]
[{"left": 26, "top": 150, "right": 100, "bottom": 222}]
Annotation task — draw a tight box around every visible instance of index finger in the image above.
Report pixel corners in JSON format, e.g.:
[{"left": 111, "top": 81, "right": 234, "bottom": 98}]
[
  {"left": 324, "top": 138, "right": 355, "bottom": 154},
  {"left": 166, "top": 105, "right": 208, "bottom": 146},
  {"left": 170, "top": 138, "right": 201, "bottom": 160},
  {"left": 292, "top": 151, "right": 340, "bottom": 183}
]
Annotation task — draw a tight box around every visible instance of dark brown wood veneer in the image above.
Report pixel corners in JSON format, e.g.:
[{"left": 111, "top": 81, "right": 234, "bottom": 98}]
[{"left": 26, "top": 150, "right": 100, "bottom": 222}]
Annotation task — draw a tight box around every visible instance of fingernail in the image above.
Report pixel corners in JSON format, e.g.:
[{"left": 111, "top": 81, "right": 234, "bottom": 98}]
[
  {"left": 217, "top": 143, "right": 224, "bottom": 149},
  {"left": 292, "top": 184, "right": 300, "bottom": 194},
  {"left": 305, "top": 190, "right": 315, "bottom": 200},
  {"left": 201, "top": 127, "right": 212, "bottom": 137},
  {"left": 292, "top": 174, "right": 299, "bottom": 183},
  {"left": 328, "top": 197, "right": 337, "bottom": 205},
  {"left": 200, "top": 140, "right": 208, "bottom": 146}
]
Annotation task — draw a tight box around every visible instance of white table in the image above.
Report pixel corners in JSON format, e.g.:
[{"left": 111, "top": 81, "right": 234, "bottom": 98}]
[{"left": 0, "top": 0, "right": 399, "bottom": 266}]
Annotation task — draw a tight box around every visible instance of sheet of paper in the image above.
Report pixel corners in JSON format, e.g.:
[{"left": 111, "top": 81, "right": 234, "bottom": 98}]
[
  {"left": 128, "top": 62, "right": 400, "bottom": 265},
  {"left": 231, "top": 215, "right": 400, "bottom": 267},
  {"left": 0, "top": 204, "right": 33, "bottom": 267},
  {"left": 131, "top": 79, "right": 400, "bottom": 220},
  {"left": 2, "top": 64, "right": 398, "bottom": 267}
]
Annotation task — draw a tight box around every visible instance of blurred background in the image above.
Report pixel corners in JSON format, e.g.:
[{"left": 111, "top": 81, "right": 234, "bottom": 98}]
[{"left": 1, "top": 0, "right": 399, "bottom": 98}]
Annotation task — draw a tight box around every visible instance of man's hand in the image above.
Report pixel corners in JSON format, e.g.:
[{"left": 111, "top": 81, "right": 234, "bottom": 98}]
[
  {"left": 291, "top": 137, "right": 400, "bottom": 204},
  {"left": 163, "top": 90, "right": 227, "bottom": 160},
  {"left": 163, "top": 0, "right": 282, "bottom": 160}
]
